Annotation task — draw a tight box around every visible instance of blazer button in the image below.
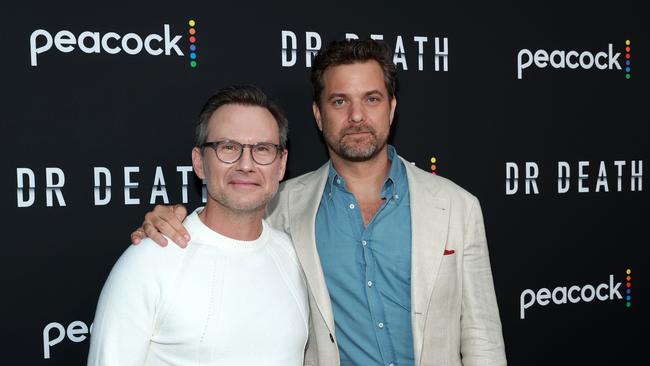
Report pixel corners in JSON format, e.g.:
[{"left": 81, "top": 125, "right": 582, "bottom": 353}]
[{"left": 329, "top": 333, "right": 335, "bottom": 343}]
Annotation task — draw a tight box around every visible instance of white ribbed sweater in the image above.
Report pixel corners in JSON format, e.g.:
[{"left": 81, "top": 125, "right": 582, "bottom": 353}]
[{"left": 88, "top": 209, "right": 309, "bottom": 366}]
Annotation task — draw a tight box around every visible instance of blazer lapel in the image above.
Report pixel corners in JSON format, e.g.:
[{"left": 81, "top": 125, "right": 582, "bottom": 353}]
[
  {"left": 289, "top": 163, "right": 337, "bottom": 334},
  {"left": 402, "top": 158, "right": 450, "bottom": 363}
]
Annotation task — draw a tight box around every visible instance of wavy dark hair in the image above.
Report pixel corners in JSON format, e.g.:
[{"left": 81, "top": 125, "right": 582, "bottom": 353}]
[{"left": 310, "top": 39, "right": 397, "bottom": 106}]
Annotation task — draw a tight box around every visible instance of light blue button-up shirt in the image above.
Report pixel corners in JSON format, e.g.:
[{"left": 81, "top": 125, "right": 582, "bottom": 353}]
[{"left": 315, "top": 145, "right": 413, "bottom": 366}]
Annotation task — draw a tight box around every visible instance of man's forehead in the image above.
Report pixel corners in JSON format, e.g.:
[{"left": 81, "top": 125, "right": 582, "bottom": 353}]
[
  {"left": 208, "top": 104, "right": 279, "bottom": 141},
  {"left": 322, "top": 60, "right": 387, "bottom": 93}
]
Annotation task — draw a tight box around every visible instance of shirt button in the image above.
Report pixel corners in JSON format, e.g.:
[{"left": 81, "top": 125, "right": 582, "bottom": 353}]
[
  {"left": 389, "top": 363, "right": 395, "bottom": 366},
  {"left": 377, "top": 322, "right": 384, "bottom": 329},
  {"left": 367, "top": 280, "right": 373, "bottom": 287},
  {"left": 336, "top": 178, "right": 341, "bottom": 184},
  {"left": 362, "top": 240, "right": 367, "bottom": 246},
  {"left": 349, "top": 203, "right": 355, "bottom": 209},
  {"left": 394, "top": 194, "right": 399, "bottom": 200}
]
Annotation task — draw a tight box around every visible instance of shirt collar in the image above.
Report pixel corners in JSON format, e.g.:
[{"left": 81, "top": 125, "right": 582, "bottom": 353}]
[{"left": 324, "top": 145, "right": 405, "bottom": 201}]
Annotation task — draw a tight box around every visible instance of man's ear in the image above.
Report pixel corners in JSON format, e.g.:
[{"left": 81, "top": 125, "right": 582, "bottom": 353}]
[
  {"left": 389, "top": 96, "right": 397, "bottom": 126},
  {"left": 192, "top": 147, "right": 206, "bottom": 180},
  {"left": 278, "top": 149, "right": 288, "bottom": 181},
  {"left": 312, "top": 102, "right": 323, "bottom": 132}
]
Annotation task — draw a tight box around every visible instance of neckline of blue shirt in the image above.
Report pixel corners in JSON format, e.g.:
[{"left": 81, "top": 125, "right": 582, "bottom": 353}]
[{"left": 324, "top": 145, "right": 406, "bottom": 202}]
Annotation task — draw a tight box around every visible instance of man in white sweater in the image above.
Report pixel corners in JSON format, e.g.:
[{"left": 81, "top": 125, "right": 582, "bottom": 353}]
[{"left": 87, "top": 85, "right": 309, "bottom": 366}]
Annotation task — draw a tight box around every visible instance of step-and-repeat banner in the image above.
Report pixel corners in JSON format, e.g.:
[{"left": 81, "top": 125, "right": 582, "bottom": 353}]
[{"left": 2, "top": 1, "right": 646, "bottom": 364}]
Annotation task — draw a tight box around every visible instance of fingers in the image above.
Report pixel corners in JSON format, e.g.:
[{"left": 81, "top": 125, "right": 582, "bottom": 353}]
[
  {"left": 173, "top": 204, "right": 188, "bottom": 221},
  {"left": 132, "top": 204, "right": 190, "bottom": 248},
  {"left": 147, "top": 205, "right": 189, "bottom": 248},
  {"left": 130, "top": 227, "right": 146, "bottom": 245},
  {"left": 172, "top": 204, "right": 191, "bottom": 243},
  {"left": 143, "top": 221, "right": 169, "bottom": 247}
]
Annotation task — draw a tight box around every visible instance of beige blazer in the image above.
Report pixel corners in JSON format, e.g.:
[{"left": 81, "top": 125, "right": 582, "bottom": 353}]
[{"left": 266, "top": 156, "right": 506, "bottom": 366}]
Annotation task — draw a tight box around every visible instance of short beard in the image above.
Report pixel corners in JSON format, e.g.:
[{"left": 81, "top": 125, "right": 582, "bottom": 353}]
[{"left": 325, "top": 125, "right": 386, "bottom": 162}]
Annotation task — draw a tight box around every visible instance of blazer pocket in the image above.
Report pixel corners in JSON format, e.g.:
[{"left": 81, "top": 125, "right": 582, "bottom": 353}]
[{"left": 438, "top": 251, "right": 458, "bottom": 276}]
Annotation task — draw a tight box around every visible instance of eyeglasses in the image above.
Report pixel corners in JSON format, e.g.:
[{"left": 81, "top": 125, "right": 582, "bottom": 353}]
[{"left": 200, "top": 140, "right": 284, "bottom": 165}]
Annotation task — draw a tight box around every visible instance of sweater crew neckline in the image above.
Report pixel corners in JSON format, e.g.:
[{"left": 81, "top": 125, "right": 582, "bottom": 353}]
[{"left": 183, "top": 207, "right": 269, "bottom": 252}]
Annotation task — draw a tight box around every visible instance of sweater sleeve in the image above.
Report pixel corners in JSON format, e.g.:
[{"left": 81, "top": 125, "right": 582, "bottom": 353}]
[{"left": 87, "top": 241, "right": 167, "bottom": 366}]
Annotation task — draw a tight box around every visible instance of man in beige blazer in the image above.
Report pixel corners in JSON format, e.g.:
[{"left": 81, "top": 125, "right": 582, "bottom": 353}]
[
  {"left": 267, "top": 157, "right": 505, "bottom": 366},
  {"left": 133, "top": 39, "right": 506, "bottom": 365}
]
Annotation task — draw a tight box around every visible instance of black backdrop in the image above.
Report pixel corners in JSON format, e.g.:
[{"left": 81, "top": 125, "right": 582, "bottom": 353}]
[{"left": 2, "top": 1, "right": 646, "bottom": 364}]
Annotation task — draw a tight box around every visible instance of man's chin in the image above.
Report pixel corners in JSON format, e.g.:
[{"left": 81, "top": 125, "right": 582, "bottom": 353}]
[
  {"left": 225, "top": 201, "right": 267, "bottom": 214},
  {"left": 335, "top": 141, "right": 384, "bottom": 162},
  {"left": 209, "top": 193, "right": 270, "bottom": 215}
]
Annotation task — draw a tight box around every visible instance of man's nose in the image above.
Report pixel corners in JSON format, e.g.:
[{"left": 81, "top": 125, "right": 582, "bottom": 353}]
[
  {"left": 349, "top": 101, "right": 365, "bottom": 123},
  {"left": 235, "top": 146, "right": 255, "bottom": 170}
]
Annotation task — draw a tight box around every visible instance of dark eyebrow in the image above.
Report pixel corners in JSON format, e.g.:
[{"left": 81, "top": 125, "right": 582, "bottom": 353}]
[
  {"left": 326, "top": 93, "right": 347, "bottom": 101},
  {"left": 326, "top": 90, "right": 385, "bottom": 101},
  {"left": 364, "top": 89, "right": 384, "bottom": 97}
]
